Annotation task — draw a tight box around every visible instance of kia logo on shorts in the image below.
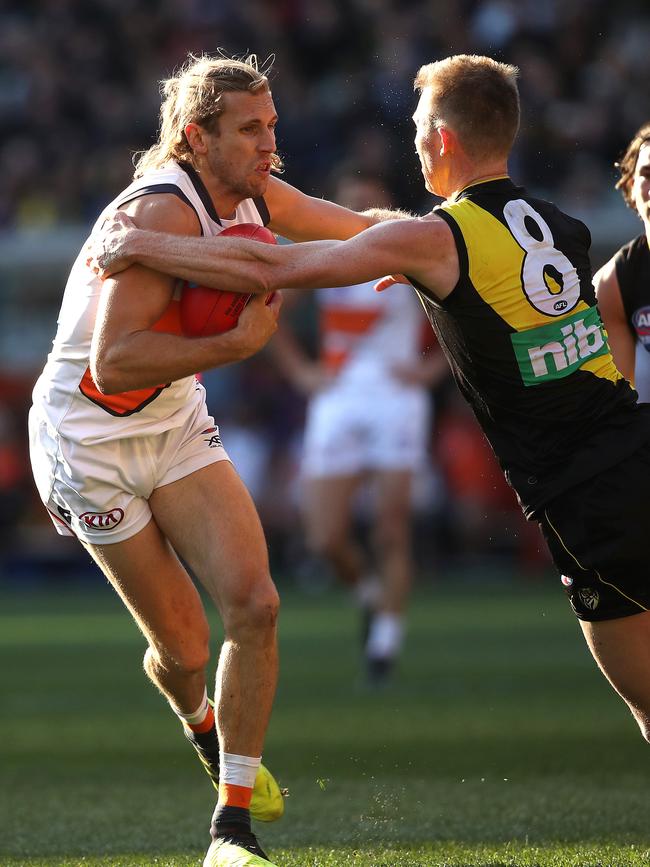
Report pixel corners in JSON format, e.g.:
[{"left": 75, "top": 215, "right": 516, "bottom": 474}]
[{"left": 80, "top": 508, "right": 124, "bottom": 529}]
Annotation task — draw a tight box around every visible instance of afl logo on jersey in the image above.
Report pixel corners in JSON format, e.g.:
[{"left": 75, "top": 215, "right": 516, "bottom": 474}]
[
  {"left": 632, "top": 306, "right": 650, "bottom": 347},
  {"left": 80, "top": 508, "right": 124, "bottom": 530}
]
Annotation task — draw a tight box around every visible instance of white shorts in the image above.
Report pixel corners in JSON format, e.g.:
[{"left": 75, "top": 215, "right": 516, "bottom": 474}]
[
  {"left": 301, "top": 384, "right": 430, "bottom": 478},
  {"left": 29, "top": 392, "right": 229, "bottom": 545}
]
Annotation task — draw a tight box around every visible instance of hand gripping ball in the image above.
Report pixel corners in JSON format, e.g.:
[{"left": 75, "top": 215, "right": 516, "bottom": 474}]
[{"left": 180, "top": 223, "right": 276, "bottom": 336}]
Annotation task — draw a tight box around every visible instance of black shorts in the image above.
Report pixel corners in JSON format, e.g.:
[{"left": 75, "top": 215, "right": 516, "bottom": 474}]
[{"left": 538, "top": 439, "right": 650, "bottom": 621}]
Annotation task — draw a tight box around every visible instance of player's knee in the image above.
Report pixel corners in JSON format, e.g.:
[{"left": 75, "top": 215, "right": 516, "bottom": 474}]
[
  {"left": 307, "top": 526, "right": 347, "bottom": 562},
  {"left": 145, "top": 626, "right": 211, "bottom": 677},
  {"left": 373, "top": 515, "right": 409, "bottom": 554},
  {"left": 223, "top": 572, "right": 279, "bottom": 636},
  {"left": 250, "top": 580, "right": 280, "bottom": 631},
  {"left": 175, "top": 641, "right": 211, "bottom": 675}
]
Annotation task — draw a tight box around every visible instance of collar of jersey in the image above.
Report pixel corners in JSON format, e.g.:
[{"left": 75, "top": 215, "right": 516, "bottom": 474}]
[
  {"left": 453, "top": 175, "right": 513, "bottom": 201},
  {"left": 177, "top": 161, "right": 222, "bottom": 224}
]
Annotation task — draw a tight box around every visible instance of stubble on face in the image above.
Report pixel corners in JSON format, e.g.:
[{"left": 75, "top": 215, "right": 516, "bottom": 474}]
[{"left": 203, "top": 89, "right": 277, "bottom": 207}]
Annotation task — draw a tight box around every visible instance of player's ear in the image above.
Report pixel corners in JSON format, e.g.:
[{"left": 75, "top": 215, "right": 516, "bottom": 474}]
[
  {"left": 185, "top": 123, "right": 208, "bottom": 156},
  {"left": 438, "top": 126, "right": 454, "bottom": 157}
]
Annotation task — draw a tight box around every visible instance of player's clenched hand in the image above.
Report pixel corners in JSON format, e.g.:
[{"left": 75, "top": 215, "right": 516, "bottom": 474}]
[
  {"left": 229, "top": 291, "right": 284, "bottom": 359},
  {"left": 374, "top": 274, "right": 411, "bottom": 292},
  {"left": 86, "top": 211, "right": 138, "bottom": 278}
]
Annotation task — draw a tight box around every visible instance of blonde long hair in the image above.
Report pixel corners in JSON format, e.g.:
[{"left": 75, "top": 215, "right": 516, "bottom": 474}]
[{"left": 134, "top": 52, "right": 283, "bottom": 178}]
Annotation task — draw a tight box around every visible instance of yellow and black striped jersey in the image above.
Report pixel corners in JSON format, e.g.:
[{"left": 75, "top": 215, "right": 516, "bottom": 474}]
[{"left": 415, "top": 177, "right": 650, "bottom": 517}]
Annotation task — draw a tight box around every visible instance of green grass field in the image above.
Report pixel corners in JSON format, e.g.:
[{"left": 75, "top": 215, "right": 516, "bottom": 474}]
[{"left": 2, "top": 575, "right": 649, "bottom": 866}]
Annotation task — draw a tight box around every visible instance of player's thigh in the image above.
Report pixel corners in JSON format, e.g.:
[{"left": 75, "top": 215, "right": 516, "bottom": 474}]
[
  {"left": 373, "top": 469, "right": 413, "bottom": 534},
  {"left": 580, "top": 612, "right": 650, "bottom": 721},
  {"left": 84, "top": 518, "right": 209, "bottom": 666},
  {"left": 302, "top": 473, "right": 364, "bottom": 549},
  {"left": 149, "top": 459, "right": 277, "bottom": 619}
]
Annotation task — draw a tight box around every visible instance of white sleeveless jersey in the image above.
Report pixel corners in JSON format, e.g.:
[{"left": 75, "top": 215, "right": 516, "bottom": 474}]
[
  {"left": 316, "top": 280, "right": 426, "bottom": 391},
  {"left": 31, "top": 162, "right": 268, "bottom": 445}
]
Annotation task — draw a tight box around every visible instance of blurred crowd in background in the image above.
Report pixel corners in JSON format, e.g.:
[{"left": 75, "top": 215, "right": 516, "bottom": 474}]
[{"left": 1, "top": 0, "right": 649, "bottom": 585}]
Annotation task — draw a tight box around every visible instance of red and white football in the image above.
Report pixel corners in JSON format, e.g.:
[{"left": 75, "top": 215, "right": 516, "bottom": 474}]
[{"left": 180, "top": 223, "right": 277, "bottom": 337}]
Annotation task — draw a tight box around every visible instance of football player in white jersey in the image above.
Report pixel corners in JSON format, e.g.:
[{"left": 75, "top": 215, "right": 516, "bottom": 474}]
[
  {"left": 273, "top": 172, "right": 448, "bottom": 684},
  {"left": 29, "top": 53, "right": 408, "bottom": 867}
]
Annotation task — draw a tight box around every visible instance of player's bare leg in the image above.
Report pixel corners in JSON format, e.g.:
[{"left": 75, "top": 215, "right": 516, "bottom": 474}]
[
  {"left": 303, "top": 472, "right": 385, "bottom": 659},
  {"left": 303, "top": 473, "right": 366, "bottom": 590},
  {"left": 150, "top": 461, "right": 278, "bottom": 758},
  {"left": 150, "top": 460, "right": 281, "bottom": 852},
  {"left": 366, "top": 469, "right": 414, "bottom": 681},
  {"left": 83, "top": 520, "right": 211, "bottom": 717},
  {"left": 85, "top": 460, "right": 281, "bottom": 864},
  {"left": 580, "top": 612, "right": 650, "bottom": 739},
  {"left": 373, "top": 470, "right": 413, "bottom": 613}
]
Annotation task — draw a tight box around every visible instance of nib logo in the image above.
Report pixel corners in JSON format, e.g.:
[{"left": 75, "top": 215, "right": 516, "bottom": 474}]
[
  {"left": 511, "top": 306, "right": 610, "bottom": 386},
  {"left": 80, "top": 508, "right": 124, "bottom": 530}
]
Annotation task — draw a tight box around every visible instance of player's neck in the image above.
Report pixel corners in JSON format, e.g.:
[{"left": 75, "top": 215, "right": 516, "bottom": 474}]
[
  {"left": 204, "top": 179, "right": 240, "bottom": 221},
  {"left": 446, "top": 161, "right": 509, "bottom": 200},
  {"left": 188, "top": 161, "right": 242, "bottom": 221}
]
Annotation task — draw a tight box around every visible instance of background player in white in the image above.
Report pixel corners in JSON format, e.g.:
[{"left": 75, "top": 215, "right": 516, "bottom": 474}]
[
  {"left": 273, "top": 170, "right": 448, "bottom": 683},
  {"left": 29, "top": 53, "right": 406, "bottom": 867},
  {"left": 595, "top": 123, "right": 650, "bottom": 400}
]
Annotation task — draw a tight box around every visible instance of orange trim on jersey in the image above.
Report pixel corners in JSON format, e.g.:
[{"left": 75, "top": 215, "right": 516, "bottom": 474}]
[
  {"left": 319, "top": 306, "right": 384, "bottom": 373},
  {"left": 321, "top": 307, "right": 383, "bottom": 335},
  {"left": 79, "top": 368, "right": 170, "bottom": 416},
  {"left": 322, "top": 348, "right": 349, "bottom": 374},
  {"left": 218, "top": 782, "right": 254, "bottom": 809},
  {"left": 78, "top": 300, "right": 182, "bottom": 416}
]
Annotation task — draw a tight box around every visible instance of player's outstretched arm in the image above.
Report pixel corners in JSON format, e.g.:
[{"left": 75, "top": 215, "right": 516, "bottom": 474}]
[
  {"left": 90, "top": 212, "right": 459, "bottom": 304},
  {"left": 264, "top": 176, "right": 414, "bottom": 242},
  {"left": 594, "top": 257, "right": 636, "bottom": 385}
]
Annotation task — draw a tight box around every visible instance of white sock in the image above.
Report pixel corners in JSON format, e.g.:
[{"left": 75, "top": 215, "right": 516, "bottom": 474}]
[
  {"left": 355, "top": 574, "right": 382, "bottom": 609},
  {"left": 220, "top": 751, "right": 262, "bottom": 789},
  {"left": 172, "top": 688, "right": 210, "bottom": 726},
  {"left": 366, "top": 613, "right": 404, "bottom": 659}
]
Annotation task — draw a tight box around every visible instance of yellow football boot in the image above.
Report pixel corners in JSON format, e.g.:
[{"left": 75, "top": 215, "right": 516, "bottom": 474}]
[
  {"left": 203, "top": 832, "right": 278, "bottom": 867},
  {"left": 250, "top": 763, "right": 285, "bottom": 822}
]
